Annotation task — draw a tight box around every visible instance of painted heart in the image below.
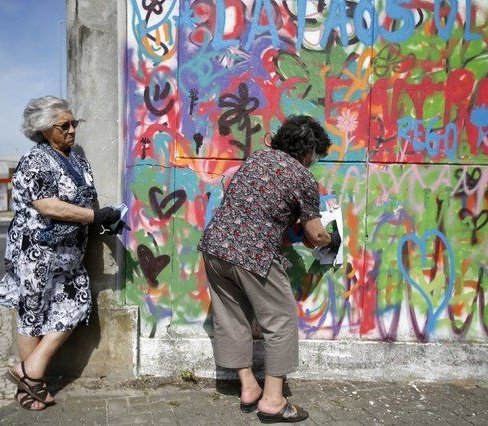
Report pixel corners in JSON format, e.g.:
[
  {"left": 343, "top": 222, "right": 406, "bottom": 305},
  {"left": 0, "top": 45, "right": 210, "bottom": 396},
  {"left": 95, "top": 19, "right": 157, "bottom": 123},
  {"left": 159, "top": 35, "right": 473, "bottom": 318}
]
[
  {"left": 397, "top": 230, "right": 455, "bottom": 336},
  {"left": 137, "top": 244, "right": 170, "bottom": 288},
  {"left": 454, "top": 167, "right": 482, "bottom": 195},
  {"left": 149, "top": 187, "right": 187, "bottom": 220}
]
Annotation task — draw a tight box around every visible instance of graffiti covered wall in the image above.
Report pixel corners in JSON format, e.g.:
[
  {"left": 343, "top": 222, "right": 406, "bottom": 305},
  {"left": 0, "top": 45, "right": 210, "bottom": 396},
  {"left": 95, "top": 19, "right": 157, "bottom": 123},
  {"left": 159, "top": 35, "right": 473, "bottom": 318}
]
[{"left": 125, "top": 0, "right": 488, "bottom": 344}]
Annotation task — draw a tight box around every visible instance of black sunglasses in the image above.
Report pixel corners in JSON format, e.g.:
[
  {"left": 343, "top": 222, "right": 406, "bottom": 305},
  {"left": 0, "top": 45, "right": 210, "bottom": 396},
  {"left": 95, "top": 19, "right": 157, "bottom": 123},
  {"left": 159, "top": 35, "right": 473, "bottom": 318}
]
[{"left": 52, "top": 120, "right": 80, "bottom": 132}]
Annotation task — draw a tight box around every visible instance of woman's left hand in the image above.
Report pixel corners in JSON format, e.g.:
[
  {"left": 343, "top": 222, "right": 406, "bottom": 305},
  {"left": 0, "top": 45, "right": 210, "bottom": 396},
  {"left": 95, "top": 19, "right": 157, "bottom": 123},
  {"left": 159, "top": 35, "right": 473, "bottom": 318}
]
[{"left": 93, "top": 207, "right": 120, "bottom": 226}]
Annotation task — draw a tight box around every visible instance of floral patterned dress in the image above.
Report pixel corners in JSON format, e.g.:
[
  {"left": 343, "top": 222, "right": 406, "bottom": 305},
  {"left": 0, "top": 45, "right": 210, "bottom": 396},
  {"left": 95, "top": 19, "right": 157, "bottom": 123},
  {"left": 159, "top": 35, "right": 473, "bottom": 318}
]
[{"left": 0, "top": 143, "right": 97, "bottom": 336}]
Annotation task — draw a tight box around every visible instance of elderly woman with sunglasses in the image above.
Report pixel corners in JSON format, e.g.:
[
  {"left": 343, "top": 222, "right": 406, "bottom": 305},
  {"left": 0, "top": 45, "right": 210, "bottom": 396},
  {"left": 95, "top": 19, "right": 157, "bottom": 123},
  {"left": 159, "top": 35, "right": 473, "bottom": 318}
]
[{"left": 0, "top": 96, "right": 120, "bottom": 411}]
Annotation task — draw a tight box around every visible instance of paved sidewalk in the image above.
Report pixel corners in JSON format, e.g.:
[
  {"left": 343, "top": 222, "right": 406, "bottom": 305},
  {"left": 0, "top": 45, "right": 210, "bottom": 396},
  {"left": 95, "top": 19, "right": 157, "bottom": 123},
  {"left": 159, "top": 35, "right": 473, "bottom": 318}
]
[{"left": 0, "top": 375, "right": 487, "bottom": 425}]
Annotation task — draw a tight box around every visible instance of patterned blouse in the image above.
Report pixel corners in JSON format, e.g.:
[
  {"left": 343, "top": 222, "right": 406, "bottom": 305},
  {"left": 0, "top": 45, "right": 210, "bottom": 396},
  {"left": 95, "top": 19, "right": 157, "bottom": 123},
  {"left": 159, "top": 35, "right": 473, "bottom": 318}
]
[{"left": 198, "top": 149, "right": 320, "bottom": 277}]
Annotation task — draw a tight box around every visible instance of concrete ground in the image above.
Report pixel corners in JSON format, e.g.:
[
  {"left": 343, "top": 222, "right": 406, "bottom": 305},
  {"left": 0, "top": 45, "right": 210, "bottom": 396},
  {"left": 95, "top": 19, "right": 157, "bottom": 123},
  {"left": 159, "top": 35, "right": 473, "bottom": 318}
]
[{"left": 0, "top": 374, "right": 487, "bottom": 425}]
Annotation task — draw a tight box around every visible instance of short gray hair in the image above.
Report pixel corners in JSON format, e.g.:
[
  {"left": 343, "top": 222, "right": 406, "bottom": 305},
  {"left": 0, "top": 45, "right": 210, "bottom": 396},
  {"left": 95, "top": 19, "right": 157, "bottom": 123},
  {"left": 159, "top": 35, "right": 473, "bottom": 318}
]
[{"left": 22, "top": 96, "right": 72, "bottom": 143}]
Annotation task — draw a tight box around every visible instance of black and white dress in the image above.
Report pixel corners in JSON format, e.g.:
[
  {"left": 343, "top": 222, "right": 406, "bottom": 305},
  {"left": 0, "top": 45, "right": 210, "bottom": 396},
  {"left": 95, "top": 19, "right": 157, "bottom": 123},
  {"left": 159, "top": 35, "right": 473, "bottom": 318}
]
[{"left": 0, "top": 143, "right": 97, "bottom": 336}]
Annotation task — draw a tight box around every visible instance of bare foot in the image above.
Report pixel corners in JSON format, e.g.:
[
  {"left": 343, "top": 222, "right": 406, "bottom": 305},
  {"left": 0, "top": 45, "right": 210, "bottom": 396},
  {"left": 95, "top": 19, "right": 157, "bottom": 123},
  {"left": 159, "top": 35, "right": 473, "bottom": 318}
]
[
  {"left": 257, "top": 395, "right": 287, "bottom": 414},
  {"left": 240, "top": 384, "right": 262, "bottom": 404}
]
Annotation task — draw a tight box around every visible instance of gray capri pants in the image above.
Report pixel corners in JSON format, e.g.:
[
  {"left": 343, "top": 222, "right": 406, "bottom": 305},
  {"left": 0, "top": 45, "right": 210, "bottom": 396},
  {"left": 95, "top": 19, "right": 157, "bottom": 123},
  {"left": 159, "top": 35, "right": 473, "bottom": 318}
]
[{"left": 202, "top": 252, "right": 298, "bottom": 376}]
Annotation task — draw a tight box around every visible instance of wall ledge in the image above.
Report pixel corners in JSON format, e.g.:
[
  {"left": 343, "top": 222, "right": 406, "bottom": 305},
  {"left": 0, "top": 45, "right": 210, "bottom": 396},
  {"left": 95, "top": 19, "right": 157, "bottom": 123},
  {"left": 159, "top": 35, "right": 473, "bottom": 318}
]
[{"left": 139, "top": 336, "right": 488, "bottom": 384}]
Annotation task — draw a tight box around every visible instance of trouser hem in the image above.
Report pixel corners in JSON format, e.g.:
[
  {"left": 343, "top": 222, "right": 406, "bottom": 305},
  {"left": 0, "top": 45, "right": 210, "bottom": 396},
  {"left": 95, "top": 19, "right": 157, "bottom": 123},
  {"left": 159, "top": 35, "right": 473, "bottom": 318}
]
[
  {"left": 265, "top": 365, "right": 299, "bottom": 377},
  {"left": 216, "top": 362, "right": 253, "bottom": 370}
]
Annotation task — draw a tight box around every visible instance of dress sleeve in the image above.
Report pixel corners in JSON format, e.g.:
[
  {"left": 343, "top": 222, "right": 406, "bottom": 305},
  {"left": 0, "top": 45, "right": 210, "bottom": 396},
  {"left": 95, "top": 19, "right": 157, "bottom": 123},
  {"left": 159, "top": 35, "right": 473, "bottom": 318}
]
[
  {"left": 14, "top": 153, "right": 58, "bottom": 203},
  {"left": 76, "top": 154, "right": 95, "bottom": 185},
  {"left": 297, "top": 173, "right": 321, "bottom": 222}
]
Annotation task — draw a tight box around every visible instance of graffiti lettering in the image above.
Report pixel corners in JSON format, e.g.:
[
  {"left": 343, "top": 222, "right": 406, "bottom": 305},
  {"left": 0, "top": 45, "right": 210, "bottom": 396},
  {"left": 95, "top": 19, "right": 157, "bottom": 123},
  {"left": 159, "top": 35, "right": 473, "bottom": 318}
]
[
  {"left": 465, "top": 0, "right": 482, "bottom": 41},
  {"left": 198, "top": 0, "right": 484, "bottom": 52},
  {"left": 320, "top": 0, "right": 350, "bottom": 48},
  {"left": 207, "top": 0, "right": 244, "bottom": 49},
  {"left": 434, "top": 0, "right": 457, "bottom": 41},
  {"left": 397, "top": 117, "right": 458, "bottom": 160},
  {"left": 378, "top": 0, "right": 416, "bottom": 43},
  {"left": 244, "top": 0, "right": 280, "bottom": 50}
]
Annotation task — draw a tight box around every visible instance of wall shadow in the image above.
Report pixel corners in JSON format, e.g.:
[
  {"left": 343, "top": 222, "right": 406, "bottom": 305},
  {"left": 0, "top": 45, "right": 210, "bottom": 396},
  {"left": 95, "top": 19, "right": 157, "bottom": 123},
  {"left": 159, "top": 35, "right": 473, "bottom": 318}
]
[
  {"left": 46, "top": 226, "right": 125, "bottom": 393},
  {"left": 46, "top": 145, "right": 127, "bottom": 391}
]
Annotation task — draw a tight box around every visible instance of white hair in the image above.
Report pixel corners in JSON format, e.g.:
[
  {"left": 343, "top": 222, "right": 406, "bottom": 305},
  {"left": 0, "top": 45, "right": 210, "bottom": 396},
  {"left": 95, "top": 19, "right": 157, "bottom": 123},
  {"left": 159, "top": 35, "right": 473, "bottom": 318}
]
[{"left": 21, "top": 96, "right": 72, "bottom": 143}]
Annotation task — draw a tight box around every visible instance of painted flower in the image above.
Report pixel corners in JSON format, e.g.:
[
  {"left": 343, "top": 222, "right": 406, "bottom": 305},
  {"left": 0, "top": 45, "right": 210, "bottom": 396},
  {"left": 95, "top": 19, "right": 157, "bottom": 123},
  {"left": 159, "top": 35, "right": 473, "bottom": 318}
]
[
  {"left": 337, "top": 109, "right": 358, "bottom": 134},
  {"left": 218, "top": 82, "right": 262, "bottom": 157}
]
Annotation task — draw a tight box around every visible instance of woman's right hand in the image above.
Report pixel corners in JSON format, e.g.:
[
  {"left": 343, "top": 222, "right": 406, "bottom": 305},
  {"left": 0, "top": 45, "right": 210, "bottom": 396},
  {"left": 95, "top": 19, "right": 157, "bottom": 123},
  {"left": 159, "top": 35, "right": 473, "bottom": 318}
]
[
  {"left": 302, "top": 217, "right": 331, "bottom": 247},
  {"left": 93, "top": 207, "right": 121, "bottom": 226}
]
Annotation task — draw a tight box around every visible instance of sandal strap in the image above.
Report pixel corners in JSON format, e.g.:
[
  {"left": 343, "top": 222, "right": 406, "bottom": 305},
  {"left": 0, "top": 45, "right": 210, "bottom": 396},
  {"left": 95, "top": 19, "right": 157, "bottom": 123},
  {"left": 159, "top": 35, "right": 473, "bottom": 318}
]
[
  {"left": 28, "top": 382, "right": 48, "bottom": 400},
  {"left": 19, "top": 393, "right": 35, "bottom": 405},
  {"left": 18, "top": 363, "right": 49, "bottom": 401},
  {"left": 20, "top": 361, "right": 44, "bottom": 383}
]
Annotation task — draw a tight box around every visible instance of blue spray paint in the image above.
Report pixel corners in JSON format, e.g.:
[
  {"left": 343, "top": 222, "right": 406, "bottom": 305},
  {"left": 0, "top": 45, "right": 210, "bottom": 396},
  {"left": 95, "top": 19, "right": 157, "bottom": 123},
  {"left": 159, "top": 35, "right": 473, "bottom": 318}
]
[
  {"left": 379, "top": 0, "right": 415, "bottom": 43},
  {"left": 397, "top": 230, "right": 455, "bottom": 334},
  {"left": 434, "top": 0, "right": 458, "bottom": 41},
  {"left": 320, "top": 0, "right": 349, "bottom": 48},
  {"left": 244, "top": 0, "right": 280, "bottom": 50}
]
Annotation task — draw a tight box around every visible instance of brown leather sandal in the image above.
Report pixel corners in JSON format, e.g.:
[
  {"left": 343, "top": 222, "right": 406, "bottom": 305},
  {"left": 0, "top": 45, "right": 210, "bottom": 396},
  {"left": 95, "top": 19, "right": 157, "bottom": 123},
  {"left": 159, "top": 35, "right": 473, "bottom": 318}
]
[
  {"left": 5, "top": 361, "right": 55, "bottom": 406},
  {"left": 15, "top": 388, "right": 46, "bottom": 411}
]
